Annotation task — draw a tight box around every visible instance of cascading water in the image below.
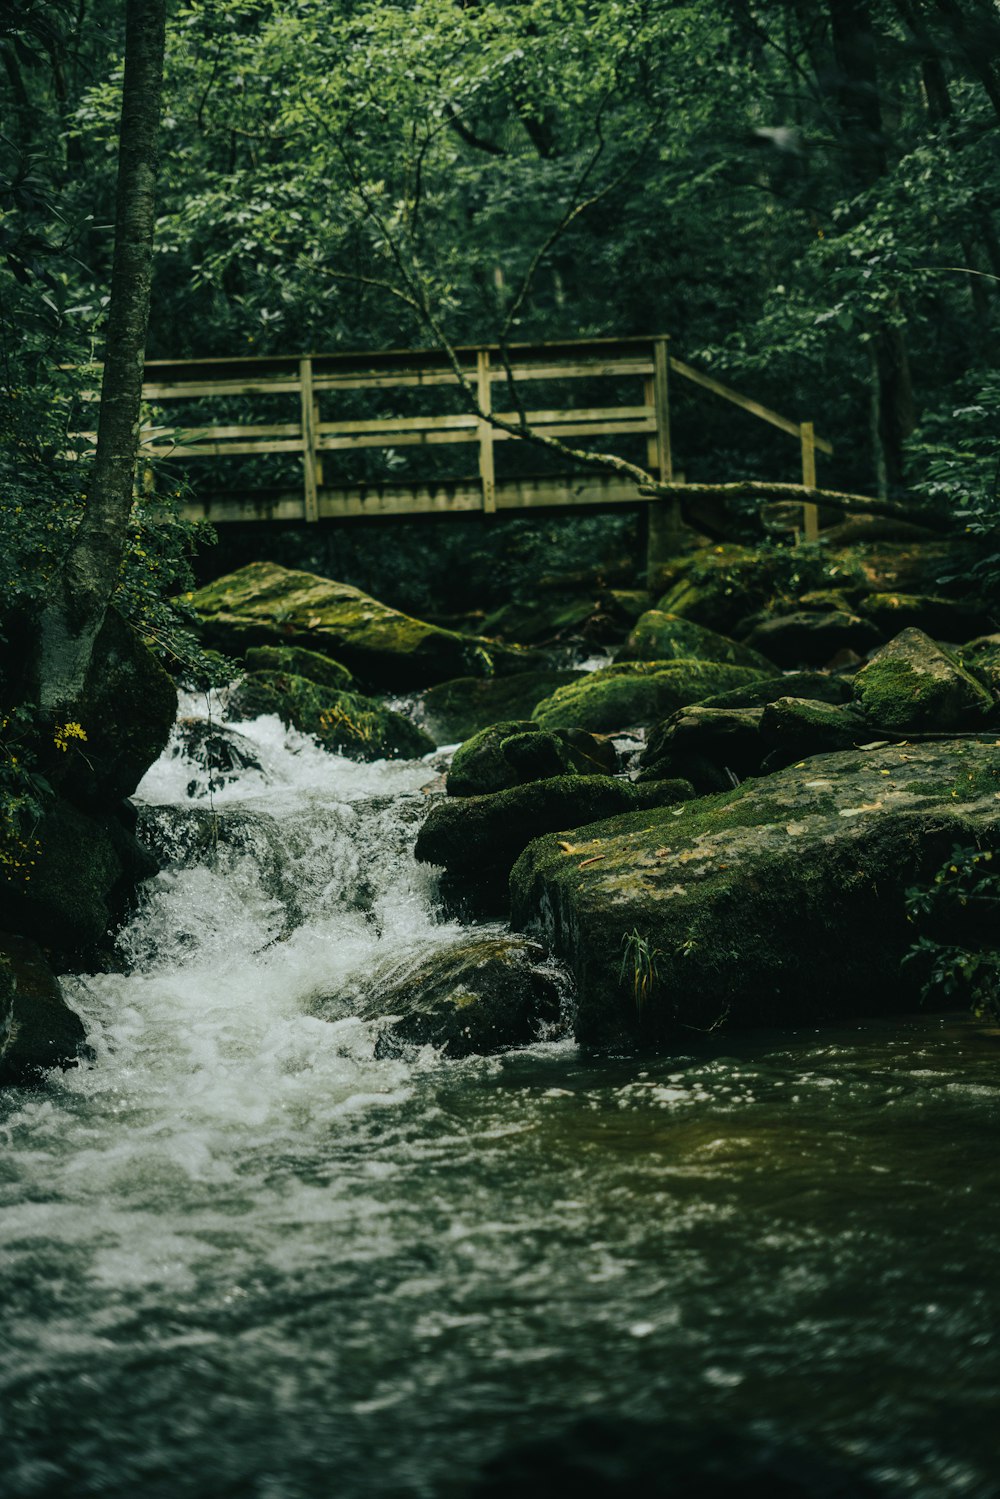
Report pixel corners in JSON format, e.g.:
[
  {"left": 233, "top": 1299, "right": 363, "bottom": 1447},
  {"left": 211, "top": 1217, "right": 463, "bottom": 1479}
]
[{"left": 2, "top": 693, "right": 1000, "bottom": 1499}]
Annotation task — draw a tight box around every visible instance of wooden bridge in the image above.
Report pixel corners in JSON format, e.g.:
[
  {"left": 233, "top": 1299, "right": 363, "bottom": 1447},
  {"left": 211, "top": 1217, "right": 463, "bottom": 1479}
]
[{"left": 121, "top": 334, "right": 831, "bottom": 547}]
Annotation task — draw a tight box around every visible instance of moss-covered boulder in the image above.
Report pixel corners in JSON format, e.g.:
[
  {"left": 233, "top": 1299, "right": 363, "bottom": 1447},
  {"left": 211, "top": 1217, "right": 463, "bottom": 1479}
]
[
  {"left": 697, "top": 671, "right": 854, "bottom": 711},
  {"left": 481, "top": 588, "right": 649, "bottom": 646},
  {"left": 447, "top": 721, "right": 615, "bottom": 798},
  {"left": 56, "top": 608, "right": 177, "bottom": 809},
  {"left": 416, "top": 774, "right": 693, "bottom": 888},
  {"left": 759, "top": 697, "right": 869, "bottom": 771},
  {"left": 654, "top": 545, "right": 788, "bottom": 634},
  {"left": 0, "top": 934, "right": 88, "bottom": 1086},
  {"left": 419, "top": 669, "right": 584, "bottom": 744},
  {"left": 191, "top": 561, "right": 530, "bottom": 689},
  {"left": 2, "top": 799, "right": 158, "bottom": 958},
  {"left": 959, "top": 635, "right": 1000, "bottom": 693},
  {"left": 531, "top": 660, "right": 768, "bottom": 734},
  {"left": 510, "top": 741, "right": 1000, "bottom": 1050},
  {"left": 858, "top": 592, "right": 990, "bottom": 643},
  {"left": 364, "top": 935, "right": 562, "bottom": 1058},
  {"left": 638, "top": 707, "right": 765, "bottom": 789},
  {"left": 744, "top": 610, "right": 883, "bottom": 668},
  {"left": 228, "top": 670, "right": 433, "bottom": 760},
  {"left": 852, "top": 628, "right": 995, "bottom": 733},
  {"left": 244, "top": 644, "right": 355, "bottom": 691},
  {"left": 615, "top": 611, "right": 770, "bottom": 670}
]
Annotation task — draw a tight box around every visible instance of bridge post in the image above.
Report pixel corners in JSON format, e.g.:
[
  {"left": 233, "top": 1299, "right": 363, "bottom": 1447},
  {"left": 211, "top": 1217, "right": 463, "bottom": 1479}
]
[
  {"left": 299, "top": 357, "right": 319, "bottom": 522},
  {"left": 477, "top": 349, "right": 496, "bottom": 514},
  {"left": 800, "top": 421, "right": 819, "bottom": 542},
  {"left": 646, "top": 335, "right": 683, "bottom": 591}
]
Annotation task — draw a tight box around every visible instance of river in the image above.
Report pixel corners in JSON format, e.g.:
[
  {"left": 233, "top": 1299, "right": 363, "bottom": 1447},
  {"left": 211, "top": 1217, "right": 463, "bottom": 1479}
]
[{"left": 2, "top": 694, "right": 999, "bottom": 1498}]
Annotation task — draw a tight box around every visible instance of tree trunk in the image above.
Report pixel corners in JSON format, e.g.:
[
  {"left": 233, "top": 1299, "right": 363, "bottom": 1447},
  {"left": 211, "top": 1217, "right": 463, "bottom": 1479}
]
[
  {"left": 36, "top": 0, "right": 166, "bottom": 713},
  {"left": 826, "top": 0, "right": 916, "bottom": 492}
]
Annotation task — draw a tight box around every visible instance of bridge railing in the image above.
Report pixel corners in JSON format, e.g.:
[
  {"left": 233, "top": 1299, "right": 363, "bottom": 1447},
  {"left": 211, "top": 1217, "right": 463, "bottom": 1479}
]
[{"left": 75, "top": 335, "right": 832, "bottom": 538}]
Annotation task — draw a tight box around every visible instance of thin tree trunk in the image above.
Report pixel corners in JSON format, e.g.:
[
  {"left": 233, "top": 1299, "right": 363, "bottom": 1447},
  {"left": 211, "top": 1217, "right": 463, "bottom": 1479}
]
[{"left": 36, "top": 0, "right": 166, "bottom": 713}]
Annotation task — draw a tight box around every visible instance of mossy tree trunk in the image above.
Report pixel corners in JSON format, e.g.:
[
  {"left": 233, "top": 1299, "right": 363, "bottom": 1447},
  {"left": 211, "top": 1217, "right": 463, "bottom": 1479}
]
[{"left": 35, "top": 0, "right": 166, "bottom": 714}]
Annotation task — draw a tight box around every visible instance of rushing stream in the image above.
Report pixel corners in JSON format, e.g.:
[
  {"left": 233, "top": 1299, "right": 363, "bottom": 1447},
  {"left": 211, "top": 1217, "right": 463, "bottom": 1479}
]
[{"left": 2, "top": 695, "right": 999, "bottom": 1498}]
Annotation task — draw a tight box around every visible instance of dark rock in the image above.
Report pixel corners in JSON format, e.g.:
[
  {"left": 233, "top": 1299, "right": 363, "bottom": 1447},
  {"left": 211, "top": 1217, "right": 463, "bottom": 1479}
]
[
  {"left": 481, "top": 588, "right": 648, "bottom": 646},
  {"left": 365, "top": 935, "right": 562, "bottom": 1058},
  {"left": 615, "top": 610, "right": 771, "bottom": 669},
  {"left": 638, "top": 707, "right": 765, "bottom": 788},
  {"left": 759, "top": 697, "right": 869, "bottom": 772},
  {"left": 171, "top": 718, "right": 263, "bottom": 797},
  {"left": 655, "top": 544, "right": 788, "bottom": 634},
  {"left": 244, "top": 644, "right": 355, "bottom": 691},
  {"left": 858, "top": 592, "right": 992, "bottom": 643},
  {"left": 510, "top": 741, "right": 1000, "bottom": 1050},
  {"left": 447, "top": 721, "right": 616, "bottom": 798},
  {"left": 56, "top": 608, "right": 177, "bottom": 808},
  {"left": 959, "top": 634, "right": 1000, "bottom": 693},
  {"left": 0, "top": 934, "right": 88, "bottom": 1086},
  {"left": 697, "top": 671, "right": 854, "bottom": 711},
  {"left": 416, "top": 774, "right": 693, "bottom": 887},
  {"left": 228, "top": 670, "right": 434, "bottom": 760},
  {"left": 3, "top": 798, "right": 158, "bottom": 958},
  {"left": 532, "top": 661, "right": 768, "bottom": 734},
  {"left": 852, "top": 628, "right": 995, "bottom": 733},
  {"left": 744, "top": 610, "right": 884, "bottom": 668},
  {"left": 419, "top": 669, "right": 584, "bottom": 744},
  {"left": 191, "top": 561, "right": 534, "bottom": 690}
]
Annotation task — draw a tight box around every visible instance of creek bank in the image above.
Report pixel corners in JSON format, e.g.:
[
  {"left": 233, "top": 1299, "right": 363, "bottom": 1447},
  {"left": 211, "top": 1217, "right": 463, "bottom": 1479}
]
[
  {"left": 509, "top": 741, "right": 1000, "bottom": 1050},
  {"left": 0, "top": 933, "right": 89, "bottom": 1085}
]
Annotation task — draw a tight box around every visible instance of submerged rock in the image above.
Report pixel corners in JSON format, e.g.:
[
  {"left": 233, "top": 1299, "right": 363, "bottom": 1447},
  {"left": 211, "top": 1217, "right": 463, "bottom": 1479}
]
[
  {"left": 531, "top": 660, "right": 768, "bottom": 734},
  {"left": 616, "top": 610, "right": 770, "bottom": 670},
  {"left": 419, "top": 669, "right": 584, "bottom": 744},
  {"left": 0, "top": 934, "right": 88, "bottom": 1087},
  {"left": 171, "top": 718, "right": 263, "bottom": 796},
  {"left": 191, "top": 561, "right": 530, "bottom": 690},
  {"left": 447, "top": 721, "right": 616, "bottom": 798},
  {"left": 366, "top": 935, "right": 563, "bottom": 1058},
  {"left": 852, "top": 628, "right": 995, "bottom": 733},
  {"left": 228, "top": 670, "right": 434, "bottom": 760},
  {"left": 510, "top": 741, "right": 1000, "bottom": 1050}
]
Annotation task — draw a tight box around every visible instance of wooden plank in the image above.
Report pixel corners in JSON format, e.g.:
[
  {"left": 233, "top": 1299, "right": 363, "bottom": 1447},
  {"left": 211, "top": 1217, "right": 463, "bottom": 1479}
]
[
  {"left": 316, "top": 418, "right": 655, "bottom": 453},
  {"left": 670, "top": 356, "right": 834, "bottom": 455},
  {"left": 316, "top": 405, "right": 651, "bottom": 438},
  {"left": 140, "top": 439, "right": 305, "bottom": 457},
  {"left": 477, "top": 349, "right": 496, "bottom": 513},
  {"left": 800, "top": 421, "right": 819, "bottom": 542},
  {"left": 138, "top": 422, "right": 301, "bottom": 441},
  {"left": 142, "top": 379, "right": 302, "bottom": 399},
  {"left": 300, "top": 357, "right": 319, "bottom": 522}
]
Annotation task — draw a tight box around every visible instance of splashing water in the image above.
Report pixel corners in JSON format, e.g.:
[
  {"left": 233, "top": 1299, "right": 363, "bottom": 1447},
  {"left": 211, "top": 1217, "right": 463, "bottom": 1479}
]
[{"left": 1, "top": 694, "right": 999, "bottom": 1499}]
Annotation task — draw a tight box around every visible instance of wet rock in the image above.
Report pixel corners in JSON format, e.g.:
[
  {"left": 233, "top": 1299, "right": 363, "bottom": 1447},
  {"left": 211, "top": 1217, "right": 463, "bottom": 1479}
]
[
  {"left": 228, "top": 670, "right": 434, "bottom": 760},
  {"left": 447, "top": 721, "right": 616, "bottom": 798},
  {"left": 510, "top": 741, "right": 1000, "bottom": 1050},
  {"left": 615, "top": 610, "right": 770, "bottom": 670},
  {"left": 419, "top": 669, "right": 584, "bottom": 744},
  {"left": 1, "top": 798, "right": 157, "bottom": 959},
  {"left": 171, "top": 719, "right": 263, "bottom": 796},
  {"left": 959, "top": 634, "right": 1000, "bottom": 693},
  {"left": 366, "top": 935, "right": 562, "bottom": 1058},
  {"left": 56, "top": 608, "right": 178, "bottom": 809},
  {"left": 0, "top": 934, "right": 88, "bottom": 1086},
  {"left": 531, "top": 660, "right": 768, "bottom": 735},
  {"left": 416, "top": 773, "right": 693, "bottom": 888},
  {"left": 244, "top": 644, "right": 355, "bottom": 691},
  {"left": 744, "top": 610, "right": 884, "bottom": 668},
  {"left": 191, "top": 561, "right": 532, "bottom": 690},
  {"left": 759, "top": 697, "right": 869, "bottom": 772},
  {"left": 852, "top": 628, "right": 995, "bottom": 733},
  {"left": 638, "top": 707, "right": 765, "bottom": 789}
]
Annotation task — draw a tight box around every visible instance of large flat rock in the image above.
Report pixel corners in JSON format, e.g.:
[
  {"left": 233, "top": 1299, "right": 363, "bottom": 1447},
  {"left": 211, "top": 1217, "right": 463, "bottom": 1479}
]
[{"left": 510, "top": 741, "right": 1000, "bottom": 1050}]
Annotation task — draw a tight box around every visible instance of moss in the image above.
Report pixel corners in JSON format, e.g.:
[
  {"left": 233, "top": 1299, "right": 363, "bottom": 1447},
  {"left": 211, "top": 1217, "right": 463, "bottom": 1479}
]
[
  {"left": 853, "top": 630, "right": 994, "bottom": 732},
  {"left": 228, "top": 670, "right": 433, "bottom": 760},
  {"left": 244, "top": 644, "right": 355, "bottom": 692},
  {"left": 616, "top": 611, "right": 771, "bottom": 670},
  {"left": 447, "top": 720, "right": 611, "bottom": 797},
  {"left": 448, "top": 720, "right": 537, "bottom": 796},
  {"left": 531, "top": 659, "right": 767, "bottom": 733},
  {"left": 192, "top": 561, "right": 531, "bottom": 690},
  {"left": 698, "top": 672, "right": 852, "bottom": 710}
]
